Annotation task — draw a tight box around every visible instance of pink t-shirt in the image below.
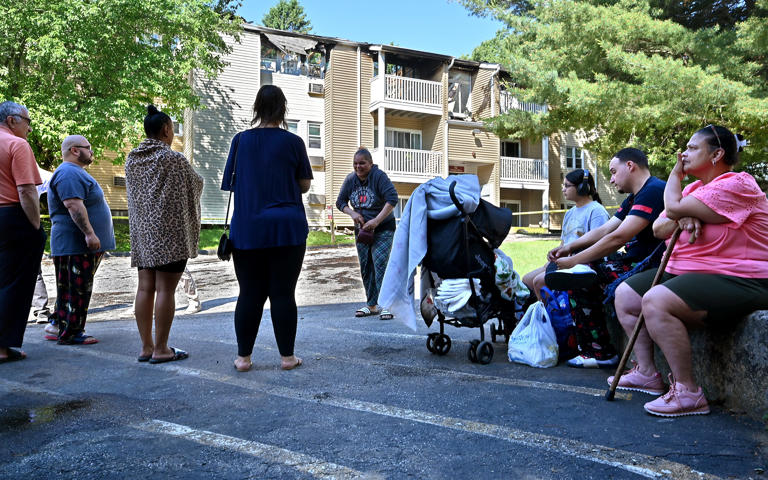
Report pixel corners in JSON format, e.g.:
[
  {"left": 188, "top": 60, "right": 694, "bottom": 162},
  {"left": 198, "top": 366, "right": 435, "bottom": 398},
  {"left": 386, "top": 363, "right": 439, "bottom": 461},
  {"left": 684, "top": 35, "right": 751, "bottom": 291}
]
[{"left": 664, "top": 172, "right": 768, "bottom": 278}]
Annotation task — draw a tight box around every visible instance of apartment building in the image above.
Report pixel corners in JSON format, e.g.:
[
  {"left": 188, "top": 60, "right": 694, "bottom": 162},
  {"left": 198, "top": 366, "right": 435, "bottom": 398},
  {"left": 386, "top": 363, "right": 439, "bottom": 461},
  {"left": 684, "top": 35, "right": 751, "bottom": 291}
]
[{"left": 93, "top": 25, "right": 622, "bottom": 230}]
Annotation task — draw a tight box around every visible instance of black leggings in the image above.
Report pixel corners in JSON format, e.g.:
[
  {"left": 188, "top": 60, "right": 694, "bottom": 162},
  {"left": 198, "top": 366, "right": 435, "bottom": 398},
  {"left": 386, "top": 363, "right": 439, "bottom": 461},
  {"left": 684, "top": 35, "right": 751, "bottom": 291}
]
[{"left": 232, "top": 244, "right": 305, "bottom": 357}]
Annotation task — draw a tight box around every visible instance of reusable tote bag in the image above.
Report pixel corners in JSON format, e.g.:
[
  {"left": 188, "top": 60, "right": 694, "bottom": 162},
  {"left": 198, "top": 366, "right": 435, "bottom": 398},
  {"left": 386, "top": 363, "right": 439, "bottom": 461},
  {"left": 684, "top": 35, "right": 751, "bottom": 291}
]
[{"left": 507, "top": 300, "right": 559, "bottom": 368}]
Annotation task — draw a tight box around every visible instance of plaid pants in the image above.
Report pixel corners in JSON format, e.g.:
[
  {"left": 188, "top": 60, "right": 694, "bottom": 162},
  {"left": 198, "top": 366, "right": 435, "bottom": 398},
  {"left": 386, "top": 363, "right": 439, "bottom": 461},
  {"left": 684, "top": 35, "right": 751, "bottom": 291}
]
[
  {"left": 53, "top": 253, "right": 103, "bottom": 341},
  {"left": 356, "top": 229, "right": 394, "bottom": 307}
]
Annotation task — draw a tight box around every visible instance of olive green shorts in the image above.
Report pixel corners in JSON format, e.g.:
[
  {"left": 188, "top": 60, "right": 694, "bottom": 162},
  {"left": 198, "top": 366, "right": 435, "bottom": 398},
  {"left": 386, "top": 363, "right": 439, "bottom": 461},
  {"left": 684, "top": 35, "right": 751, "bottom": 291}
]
[{"left": 623, "top": 268, "right": 768, "bottom": 322}]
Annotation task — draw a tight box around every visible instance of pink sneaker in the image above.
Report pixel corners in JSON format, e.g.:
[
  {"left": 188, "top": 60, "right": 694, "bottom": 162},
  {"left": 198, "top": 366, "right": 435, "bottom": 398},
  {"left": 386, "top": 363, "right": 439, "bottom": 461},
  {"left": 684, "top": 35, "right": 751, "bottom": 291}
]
[
  {"left": 644, "top": 375, "right": 710, "bottom": 417},
  {"left": 606, "top": 361, "right": 665, "bottom": 395}
]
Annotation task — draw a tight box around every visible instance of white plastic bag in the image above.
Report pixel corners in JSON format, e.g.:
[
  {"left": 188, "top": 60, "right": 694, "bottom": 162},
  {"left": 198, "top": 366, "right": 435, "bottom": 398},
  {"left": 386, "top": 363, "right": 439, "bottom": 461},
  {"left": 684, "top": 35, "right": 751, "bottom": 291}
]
[{"left": 507, "top": 301, "right": 559, "bottom": 368}]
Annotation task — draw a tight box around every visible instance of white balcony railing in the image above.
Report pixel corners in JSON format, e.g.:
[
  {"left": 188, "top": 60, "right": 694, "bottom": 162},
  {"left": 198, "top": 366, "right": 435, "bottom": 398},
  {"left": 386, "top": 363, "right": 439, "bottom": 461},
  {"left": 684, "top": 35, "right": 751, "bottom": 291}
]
[
  {"left": 374, "top": 147, "right": 443, "bottom": 180},
  {"left": 500, "top": 92, "right": 547, "bottom": 114},
  {"left": 500, "top": 156, "right": 548, "bottom": 183},
  {"left": 370, "top": 75, "right": 442, "bottom": 109}
]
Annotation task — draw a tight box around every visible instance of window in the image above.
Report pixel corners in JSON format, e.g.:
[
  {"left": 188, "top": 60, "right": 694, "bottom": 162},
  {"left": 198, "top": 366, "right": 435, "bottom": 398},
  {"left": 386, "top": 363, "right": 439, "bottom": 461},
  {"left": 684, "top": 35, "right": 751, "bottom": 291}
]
[
  {"left": 308, "top": 122, "right": 322, "bottom": 149},
  {"left": 286, "top": 120, "right": 299, "bottom": 135},
  {"left": 501, "top": 141, "right": 520, "bottom": 158},
  {"left": 448, "top": 70, "right": 472, "bottom": 116},
  {"left": 392, "top": 197, "right": 410, "bottom": 221},
  {"left": 170, "top": 116, "right": 183, "bottom": 136},
  {"left": 374, "top": 127, "right": 421, "bottom": 150},
  {"left": 566, "top": 146, "right": 584, "bottom": 169}
]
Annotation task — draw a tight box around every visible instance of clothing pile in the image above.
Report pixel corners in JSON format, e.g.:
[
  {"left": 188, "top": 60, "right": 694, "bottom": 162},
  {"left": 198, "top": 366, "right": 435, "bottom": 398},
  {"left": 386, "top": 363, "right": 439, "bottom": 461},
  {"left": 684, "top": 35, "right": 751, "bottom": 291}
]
[{"left": 434, "top": 278, "right": 483, "bottom": 314}]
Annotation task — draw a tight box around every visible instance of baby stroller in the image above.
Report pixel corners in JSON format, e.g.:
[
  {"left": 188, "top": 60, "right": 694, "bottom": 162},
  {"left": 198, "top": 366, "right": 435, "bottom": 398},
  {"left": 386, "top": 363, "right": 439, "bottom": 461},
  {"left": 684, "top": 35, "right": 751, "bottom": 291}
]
[{"left": 420, "top": 181, "right": 521, "bottom": 364}]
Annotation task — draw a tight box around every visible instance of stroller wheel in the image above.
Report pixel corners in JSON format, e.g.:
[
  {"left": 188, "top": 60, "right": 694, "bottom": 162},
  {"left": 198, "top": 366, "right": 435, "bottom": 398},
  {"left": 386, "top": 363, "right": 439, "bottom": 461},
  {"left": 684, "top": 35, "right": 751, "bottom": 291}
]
[
  {"left": 477, "top": 341, "right": 494, "bottom": 364},
  {"left": 467, "top": 340, "right": 480, "bottom": 363},
  {"left": 434, "top": 334, "right": 451, "bottom": 355},
  {"left": 426, "top": 333, "right": 439, "bottom": 353}
]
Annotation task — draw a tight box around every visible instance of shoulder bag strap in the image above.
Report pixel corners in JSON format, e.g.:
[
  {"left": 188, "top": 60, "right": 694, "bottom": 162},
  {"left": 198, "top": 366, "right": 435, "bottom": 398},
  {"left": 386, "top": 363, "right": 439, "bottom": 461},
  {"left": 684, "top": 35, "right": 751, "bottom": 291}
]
[{"left": 223, "top": 133, "right": 241, "bottom": 231}]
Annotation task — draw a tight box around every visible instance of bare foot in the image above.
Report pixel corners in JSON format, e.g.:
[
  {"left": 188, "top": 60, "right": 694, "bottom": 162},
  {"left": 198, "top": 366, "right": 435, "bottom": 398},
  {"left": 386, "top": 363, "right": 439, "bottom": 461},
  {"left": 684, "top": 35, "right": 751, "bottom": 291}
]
[
  {"left": 281, "top": 355, "right": 303, "bottom": 370},
  {"left": 234, "top": 356, "right": 252, "bottom": 372}
]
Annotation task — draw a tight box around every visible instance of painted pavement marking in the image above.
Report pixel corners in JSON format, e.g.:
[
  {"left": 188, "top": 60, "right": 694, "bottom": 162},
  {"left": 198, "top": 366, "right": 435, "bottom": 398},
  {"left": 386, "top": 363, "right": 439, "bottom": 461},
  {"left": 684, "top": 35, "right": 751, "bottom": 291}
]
[
  {"left": 135, "top": 419, "right": 380, "bottom": 480},
  {"left": 46, "top": 346, "right": 719, "bottom": 480}
]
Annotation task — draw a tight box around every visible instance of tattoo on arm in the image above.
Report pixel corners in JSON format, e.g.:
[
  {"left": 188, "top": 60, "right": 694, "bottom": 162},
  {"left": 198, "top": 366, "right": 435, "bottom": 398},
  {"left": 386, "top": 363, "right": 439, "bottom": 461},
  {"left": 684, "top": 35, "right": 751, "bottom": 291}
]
[{"left": 68, "top": 205, "right": 93, "bottom": 234}]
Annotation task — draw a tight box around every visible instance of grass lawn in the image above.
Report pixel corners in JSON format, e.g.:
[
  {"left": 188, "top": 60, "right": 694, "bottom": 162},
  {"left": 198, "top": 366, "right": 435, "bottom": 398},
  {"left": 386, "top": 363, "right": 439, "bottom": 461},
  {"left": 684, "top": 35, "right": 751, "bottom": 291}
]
[
  {"left": 199, "top": 228, "right": 354, "bottom": 250},
  {"left": 499, "top": 239, "right": 560, "bottom": 277}
]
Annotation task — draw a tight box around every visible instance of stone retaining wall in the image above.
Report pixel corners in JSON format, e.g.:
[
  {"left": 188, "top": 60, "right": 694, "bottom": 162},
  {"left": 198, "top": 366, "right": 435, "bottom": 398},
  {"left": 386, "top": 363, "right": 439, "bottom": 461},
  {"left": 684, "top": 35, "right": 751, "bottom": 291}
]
[{"left": 607, "top": 310, "right": 768, "bottom": 420}]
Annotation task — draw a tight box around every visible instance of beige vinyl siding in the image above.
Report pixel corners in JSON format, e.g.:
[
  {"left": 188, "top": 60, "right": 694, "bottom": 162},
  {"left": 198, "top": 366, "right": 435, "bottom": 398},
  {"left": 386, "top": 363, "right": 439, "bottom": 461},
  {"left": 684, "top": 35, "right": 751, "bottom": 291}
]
[
  {"left": 191, "top": 31, "right": 260, "bottom": 223},
  {"left": 89, "top": 154, "right": 127, "bottom": 212},
  {"left": 325, "top": 46, "right": 360, "bottom": 228},
  {"left": 420, "top": 116, "right": 441, "bottom": 152},
  {"left": 381, "top": 116, "right": 423, "bottom": 131},
  {"left": 522, "top": 138, "right": 542, "bottom": 159},
  {"left": 472, "top": 68, "right": 494, "bottom": 119},
  {"left": 547, "top": 132, "right": 566, "bottom": 228},
  {"left": 393, "top": 182, "right": 418, "bottom": 198},
  {"left": 360, "top": 53, "right": 374, "bottom": 150},
  {"left": 448, "top": 125, "right": 498, "bottom": 164},
  {"left": 501, "top": 188, "right": 547, "bottom": 228}
]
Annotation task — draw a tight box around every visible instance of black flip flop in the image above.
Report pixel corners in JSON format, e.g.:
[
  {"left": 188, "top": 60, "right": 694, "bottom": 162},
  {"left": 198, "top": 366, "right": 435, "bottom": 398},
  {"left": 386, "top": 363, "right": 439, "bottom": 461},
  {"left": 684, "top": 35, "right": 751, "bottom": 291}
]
[
  {"left": 137, "top": 355, "right": 152, "bottom": 362},
  {"left": 149, "top": 347, "right": 189, "bottom": 364},
  {"left": 0, "top": 348, "right": 26, "bottom": 364}
]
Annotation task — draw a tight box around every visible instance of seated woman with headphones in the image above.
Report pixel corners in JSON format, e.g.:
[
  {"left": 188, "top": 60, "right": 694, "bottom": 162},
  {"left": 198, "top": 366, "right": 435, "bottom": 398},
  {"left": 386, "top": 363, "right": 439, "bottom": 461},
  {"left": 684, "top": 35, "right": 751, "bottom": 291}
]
[{"left": 522, "top": 169, "right": 610, "bottom": 300}]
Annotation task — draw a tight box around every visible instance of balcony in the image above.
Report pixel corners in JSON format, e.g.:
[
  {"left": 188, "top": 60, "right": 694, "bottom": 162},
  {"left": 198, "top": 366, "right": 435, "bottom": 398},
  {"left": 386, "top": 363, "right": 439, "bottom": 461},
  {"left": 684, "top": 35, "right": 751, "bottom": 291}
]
[
  {"left": 500, "top": 92, "right": 547, "bottom": 114},
  {"left": 373, "top": 147, "right": 443, "bottom": 182},
  {"left": 500, "top": 156, "right": 548, "bottom": 188},
  {"left": 370, "top": 75, "right": 443, "bottom": 116}
]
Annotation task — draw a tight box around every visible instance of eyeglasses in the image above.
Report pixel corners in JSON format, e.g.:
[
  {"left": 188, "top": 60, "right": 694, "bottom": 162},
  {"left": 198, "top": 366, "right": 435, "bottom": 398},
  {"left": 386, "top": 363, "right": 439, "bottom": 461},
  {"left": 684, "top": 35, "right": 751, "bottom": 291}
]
[
  {"left": 14, "top": 114, "right": 31, "bottom": 125},
  {"left": 563, "top": 182, "right": 575, "bottom": 189},
  {"left": 74, "top": 145, "right": 92, "bottom": 151},
  {"left": 707, "top": 124, "right": 722, "bottom": 150}
]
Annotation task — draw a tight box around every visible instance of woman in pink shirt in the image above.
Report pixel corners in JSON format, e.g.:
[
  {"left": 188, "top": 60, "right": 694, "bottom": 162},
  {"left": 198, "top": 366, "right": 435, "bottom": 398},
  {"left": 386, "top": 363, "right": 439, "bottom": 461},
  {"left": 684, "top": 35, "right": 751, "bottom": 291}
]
[{"left": 611, "top": 125, "right": 768, "bottom": 417}]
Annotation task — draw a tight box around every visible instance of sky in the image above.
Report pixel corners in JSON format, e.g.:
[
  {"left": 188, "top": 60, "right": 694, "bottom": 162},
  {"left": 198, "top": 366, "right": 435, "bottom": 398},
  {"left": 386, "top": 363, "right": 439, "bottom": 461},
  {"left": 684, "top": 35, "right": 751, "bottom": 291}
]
[{"left": 237, "top": 0, "right": 506, "bottom": 58}]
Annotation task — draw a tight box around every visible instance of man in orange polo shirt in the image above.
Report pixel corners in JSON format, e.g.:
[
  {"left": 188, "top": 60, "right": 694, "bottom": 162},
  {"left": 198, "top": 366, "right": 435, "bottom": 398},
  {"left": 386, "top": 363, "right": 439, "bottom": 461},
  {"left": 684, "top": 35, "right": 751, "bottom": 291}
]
[{"left": 0, "top": 101, "right": 45, "bottom": 364}]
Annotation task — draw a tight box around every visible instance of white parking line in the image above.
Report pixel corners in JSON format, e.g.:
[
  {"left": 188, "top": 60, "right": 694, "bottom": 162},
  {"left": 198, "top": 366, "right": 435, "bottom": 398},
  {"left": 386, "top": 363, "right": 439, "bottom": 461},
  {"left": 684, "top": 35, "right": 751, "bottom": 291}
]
[
  {"left": 135, "top": 419, "right": 379, "bottom": 480},
  {"left": 53, "top": 347, "right": 718, "bottom": 480}
]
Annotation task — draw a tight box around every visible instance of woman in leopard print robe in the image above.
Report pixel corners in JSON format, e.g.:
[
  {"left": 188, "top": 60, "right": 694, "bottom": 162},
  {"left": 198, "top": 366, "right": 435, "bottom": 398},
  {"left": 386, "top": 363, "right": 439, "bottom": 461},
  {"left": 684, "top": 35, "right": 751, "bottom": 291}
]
[{"left": 125, "top": 105, "right": 203, "bottom": 364}]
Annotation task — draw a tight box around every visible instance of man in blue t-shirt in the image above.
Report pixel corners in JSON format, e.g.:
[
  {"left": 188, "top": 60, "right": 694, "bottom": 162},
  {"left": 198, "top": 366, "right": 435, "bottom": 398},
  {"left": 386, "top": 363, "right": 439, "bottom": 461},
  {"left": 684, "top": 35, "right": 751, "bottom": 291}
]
[
  {"left": 548, "top": 148, "right": 665, "bottom": 368},
  {"left": 47, "top": 135, "right": 115, "bottom": 345}
]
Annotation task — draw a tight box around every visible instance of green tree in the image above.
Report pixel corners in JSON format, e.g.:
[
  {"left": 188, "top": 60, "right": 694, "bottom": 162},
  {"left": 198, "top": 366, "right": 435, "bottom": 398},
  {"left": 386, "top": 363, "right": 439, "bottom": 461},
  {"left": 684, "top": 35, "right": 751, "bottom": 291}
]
[
  {"left": 262, "top": 0, "right": 313, "bottom": 33},
  {"left": 460, "top": 0, "right": 768, "bottom": 179},
  {"left": 0, "top": 0, "right": 242, "bottom": 169}
]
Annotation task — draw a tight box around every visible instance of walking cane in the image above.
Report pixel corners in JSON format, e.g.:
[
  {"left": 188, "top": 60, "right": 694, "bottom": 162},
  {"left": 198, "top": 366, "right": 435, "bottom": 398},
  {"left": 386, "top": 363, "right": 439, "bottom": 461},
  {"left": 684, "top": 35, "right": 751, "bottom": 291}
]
[{"left": 605, "top": 227, "right": 682, "bottom": 401}]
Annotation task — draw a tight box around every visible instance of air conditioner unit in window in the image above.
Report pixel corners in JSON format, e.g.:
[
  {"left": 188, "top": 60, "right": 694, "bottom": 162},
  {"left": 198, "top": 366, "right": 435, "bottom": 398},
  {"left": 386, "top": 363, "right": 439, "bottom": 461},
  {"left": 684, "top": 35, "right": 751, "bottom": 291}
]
[{"left": 308, "top": 82, "right": 324, "bottom": 95}]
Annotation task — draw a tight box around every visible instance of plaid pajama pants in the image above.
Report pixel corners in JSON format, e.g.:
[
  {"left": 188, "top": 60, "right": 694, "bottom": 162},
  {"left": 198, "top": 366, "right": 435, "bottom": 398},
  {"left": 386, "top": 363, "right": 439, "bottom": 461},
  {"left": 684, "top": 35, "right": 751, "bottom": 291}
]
[
  {"left": 356, "top": 229, "right": 394, "bottom": 307},
  {"left": 52, "top": 253, "right": 103, "bottom": 341}
]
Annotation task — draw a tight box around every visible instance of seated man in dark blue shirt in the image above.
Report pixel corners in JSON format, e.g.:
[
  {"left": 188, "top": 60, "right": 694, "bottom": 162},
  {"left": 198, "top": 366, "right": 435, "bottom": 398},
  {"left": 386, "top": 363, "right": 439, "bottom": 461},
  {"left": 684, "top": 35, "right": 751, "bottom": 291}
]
[{"left": 547, "top": 148, "right": 666, "bottom": 368}]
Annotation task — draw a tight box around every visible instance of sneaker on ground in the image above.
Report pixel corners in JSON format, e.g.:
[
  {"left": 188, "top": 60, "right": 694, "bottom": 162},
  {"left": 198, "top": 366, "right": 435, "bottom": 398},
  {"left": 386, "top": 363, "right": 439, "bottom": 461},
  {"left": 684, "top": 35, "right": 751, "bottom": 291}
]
[
  {"left": 606, "top": 361, "right": 666, "bottom": 395},
  {"left": 44, "top": 323, "right": 58, "bottom": 335},
  {"left": 36, "top": 312, "right": 52, "bottom": 324},
  {"left": 545, "top": 264, "right": 598, "bottom": 291},
  {"left": 185, "top": 301, "right": 202, "bottom": 314},
  {"left": 567, "top": 354, "right": 619, "bottom": 368},
  {"left": 644, "top": 375, "right": 710, "bottom": 417}
]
